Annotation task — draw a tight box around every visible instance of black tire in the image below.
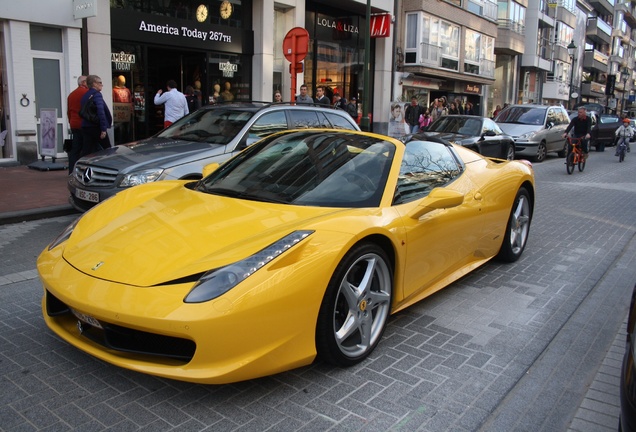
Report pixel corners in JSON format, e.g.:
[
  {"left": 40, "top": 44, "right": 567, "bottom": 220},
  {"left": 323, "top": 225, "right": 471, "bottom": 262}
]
[
  {"left": 496, "top": 188, "right": 532, "bottom": 263},
  {"left": 504, "top": 143, "right": 515, "bottom": 160},
  {"left": 578, "top": 156, "right": 586, "bottom": 172},
  {"left": 534, "top": 142, "right": 547, "bottom": 162},
  {"left": 566, "top": 152, "right": 575, "bottom": 174},
  {"left": 620, "top": 149, "right": 626, "bottom": 162},
  {"left": 557, "top": 140, "right": 567, "bottom": 158},
  {"left": 316, "top": 243, "right": 393, "bottom": 366}
]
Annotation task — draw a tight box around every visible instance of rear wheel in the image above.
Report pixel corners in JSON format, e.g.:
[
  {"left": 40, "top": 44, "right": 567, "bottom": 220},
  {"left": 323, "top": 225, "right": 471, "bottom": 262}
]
[
  {"left": 620, "top": 146, "right": 626, "bottom": 162},
  {"left": 578, "top": 155, "right": 586, "bottom": 172},
  {"left": 496, "top": 188, "right": 532, "bottom": 262},
  {"left": 316, "top": 243, "right": 393, "bottom": 366},
  {"left": 504, "top": 143, "right": 515, "bottom": 160},
  {"left": 566, "top": 152, "right": 575, "bottom": 174}
]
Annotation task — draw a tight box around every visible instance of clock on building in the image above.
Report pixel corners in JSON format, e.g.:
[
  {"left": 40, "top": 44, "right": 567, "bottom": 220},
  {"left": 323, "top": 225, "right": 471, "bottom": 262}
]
[
  {"left": 220, "top": 0, "right": 233, "bottom": 19},
  {"left": 196, "top": 4, "right": 208, "bottom": 22}
]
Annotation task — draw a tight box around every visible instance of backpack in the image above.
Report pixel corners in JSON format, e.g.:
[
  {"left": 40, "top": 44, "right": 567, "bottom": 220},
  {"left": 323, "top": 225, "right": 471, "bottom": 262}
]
[{"left": 346, "top": 102, "right": 357, "bottom": 117}]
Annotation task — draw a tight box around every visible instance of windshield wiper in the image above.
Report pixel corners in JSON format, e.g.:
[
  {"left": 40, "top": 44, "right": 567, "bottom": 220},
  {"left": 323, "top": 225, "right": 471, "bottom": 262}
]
[{"left": 202, "top": 187, "right": 289, "bottom": 204}]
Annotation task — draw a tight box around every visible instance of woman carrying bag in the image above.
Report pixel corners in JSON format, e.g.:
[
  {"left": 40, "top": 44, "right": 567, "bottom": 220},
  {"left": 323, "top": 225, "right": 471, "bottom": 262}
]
[{"left": 80, "top": 74, "right": 112, "bottom": 156}]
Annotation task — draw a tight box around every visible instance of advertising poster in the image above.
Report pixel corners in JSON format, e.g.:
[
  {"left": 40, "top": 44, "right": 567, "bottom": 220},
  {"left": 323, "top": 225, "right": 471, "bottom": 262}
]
[
  {"left": 388, "top": 101, "right": 410, "bottom": 138},
  {"left": 39, "top": 108, "right": 57, "bottom": 157}
]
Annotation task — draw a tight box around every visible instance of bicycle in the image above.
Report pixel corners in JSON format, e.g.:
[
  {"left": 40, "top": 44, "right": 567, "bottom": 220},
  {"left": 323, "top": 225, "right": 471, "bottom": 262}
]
[
  {"left": 565, "top": 136, "right": 586, "bottom": 175},
  {"left": 617, "top": 138, "right": 628, "bottom": 162}
]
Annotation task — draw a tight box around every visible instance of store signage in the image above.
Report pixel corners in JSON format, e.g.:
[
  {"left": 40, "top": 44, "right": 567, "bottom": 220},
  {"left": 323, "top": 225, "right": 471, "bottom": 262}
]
[
  {"left": 111, "top": 52, "right": 136, "bottom": 71},
  {"left": 400, "top": 77, "right": 441, "bottom": 89},
  {"left": 110, "top": 9, "right": 244, "bottom": 53},
  {"left": 73, "top": 0, "right": 96, "bottom": 19},
  {"left": 464, "top": 84, "right": 482, "bottom": 94},
  {"left": 370, "top": 14, "right": 391, "bottom": 38},
  {"left": 219, "top": 61, "right": 238, "bottom": 77},
  {"left": 318, "top": 17, "right": 359, "bottom": 34}
]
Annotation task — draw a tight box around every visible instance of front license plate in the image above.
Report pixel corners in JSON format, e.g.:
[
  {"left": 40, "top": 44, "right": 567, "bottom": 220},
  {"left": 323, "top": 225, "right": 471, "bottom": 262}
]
[
  {"left": 75, "top": 188, "right": 99, "bottom": 203},
  {"left": 71, "top": 308, "right": 103, "bottom": 329}
]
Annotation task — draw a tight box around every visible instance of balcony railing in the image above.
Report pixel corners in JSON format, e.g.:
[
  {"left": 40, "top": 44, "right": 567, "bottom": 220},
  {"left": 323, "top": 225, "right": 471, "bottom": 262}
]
[
  {"left": 497, "top": 19, "right": 525, "bottom": 36},
  {"left": 589, "top": 17, "right": 613, "bottom": 37},
  {"left": 419, "top": 42, "right": 441, "bottom": 67}
]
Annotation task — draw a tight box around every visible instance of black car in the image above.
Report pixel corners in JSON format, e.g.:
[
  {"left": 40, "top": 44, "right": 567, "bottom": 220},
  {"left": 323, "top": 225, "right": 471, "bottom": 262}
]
[
  {"left": 620, "top": 283, "right": 636, "bottom": 432},
  {"left": 416, "top": 115, "right": 515, "bottom": 160}
]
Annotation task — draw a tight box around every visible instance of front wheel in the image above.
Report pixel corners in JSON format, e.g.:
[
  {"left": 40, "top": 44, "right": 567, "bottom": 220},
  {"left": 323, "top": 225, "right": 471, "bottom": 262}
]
[
  {"left": 534, "top": 142, "right": 547, "bottom": 162},
  {"left": 504, "top": 143, "right": 515, "bottom": 160},
  {"left": 316, "top": 243, "right": 393, "bottom": 366},
  {"left": 578, "top": 155, "right": 586, "bottom": 172},
  {"left": 566, "top": 152, "right": 575, "bottom": 174},
  {"left": 620, "top": 147, "right": 626, "bottom": 162},
  {"left": 557, "top": 140, "right": 567, "bottom": 158},
  {"left": 496, "top": 188, "right": 532, "bottom": 262}
]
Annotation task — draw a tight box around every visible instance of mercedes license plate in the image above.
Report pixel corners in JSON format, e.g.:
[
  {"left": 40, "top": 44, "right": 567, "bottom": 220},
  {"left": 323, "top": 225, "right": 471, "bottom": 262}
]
[{"left": 75, "top": 188, "right": 99, "bottom": 203}]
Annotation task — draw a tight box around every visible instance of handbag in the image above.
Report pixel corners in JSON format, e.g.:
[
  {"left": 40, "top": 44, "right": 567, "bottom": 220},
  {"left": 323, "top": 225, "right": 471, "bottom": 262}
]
[
  {"left": 79, "top": 94, "right": 99, "bottom": 124},
  {"left": 63, "top": 137, "right": 73, "bottom": 153}
]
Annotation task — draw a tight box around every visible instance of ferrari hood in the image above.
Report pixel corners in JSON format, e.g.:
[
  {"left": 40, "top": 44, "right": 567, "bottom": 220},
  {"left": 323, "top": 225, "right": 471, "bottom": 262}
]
[
  {"left": 78, "top": 138, "right": 227, "bottom": 173},
  {"left": 62, "top": 184, "right": 348, "bottom": 286}
]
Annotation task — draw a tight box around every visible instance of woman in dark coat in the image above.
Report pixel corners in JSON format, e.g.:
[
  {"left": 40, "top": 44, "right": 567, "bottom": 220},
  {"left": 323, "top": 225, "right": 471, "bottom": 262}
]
[{"left": 80, "top": 74, "right": 113, "bottom": 156}]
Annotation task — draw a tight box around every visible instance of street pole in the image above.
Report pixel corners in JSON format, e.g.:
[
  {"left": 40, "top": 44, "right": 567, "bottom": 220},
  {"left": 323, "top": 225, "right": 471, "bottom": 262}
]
[
  {"left": 359, "top": 0, "right": 371, "bottom": 132},
  {"left": 622, "top": 66, "right": 629, "bottom": 118},
  {"left": 567, "top": 40, "right": 576, "bottom": 110}
]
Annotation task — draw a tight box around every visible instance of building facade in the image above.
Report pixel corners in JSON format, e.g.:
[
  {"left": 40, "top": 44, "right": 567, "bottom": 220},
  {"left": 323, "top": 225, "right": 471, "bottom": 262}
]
[{"left": 0, "top": 0, "right": 395, "bottom": 164}]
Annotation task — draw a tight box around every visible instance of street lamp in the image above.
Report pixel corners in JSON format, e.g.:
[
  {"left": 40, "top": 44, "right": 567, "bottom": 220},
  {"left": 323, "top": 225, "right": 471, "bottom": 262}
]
[
  {"left": 567, "top": 40, "right": 577, "bottom": 110},
  {"left": 622, "top": 66, "right": 630, "bottom": 118}
]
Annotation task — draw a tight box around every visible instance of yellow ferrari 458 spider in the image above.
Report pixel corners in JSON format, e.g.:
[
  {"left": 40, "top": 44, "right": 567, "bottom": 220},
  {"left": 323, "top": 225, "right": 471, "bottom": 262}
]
[{"left": 38, "top": 129, "right": 534, "bottom": 384}]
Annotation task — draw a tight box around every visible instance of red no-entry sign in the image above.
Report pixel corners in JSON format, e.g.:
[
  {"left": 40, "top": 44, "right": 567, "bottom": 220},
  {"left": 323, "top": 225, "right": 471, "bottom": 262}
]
[
  {"left": 283, "top": 27, "right": 310, "bottom": 103},
  {"left": 283, "top": 27, "right": 309, "bottom": 62}
]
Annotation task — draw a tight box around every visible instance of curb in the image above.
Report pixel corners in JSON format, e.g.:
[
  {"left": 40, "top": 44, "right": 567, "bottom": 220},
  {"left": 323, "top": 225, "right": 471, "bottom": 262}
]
[{"left": 0, "top": 205, "right": 78, "bottom": 226}]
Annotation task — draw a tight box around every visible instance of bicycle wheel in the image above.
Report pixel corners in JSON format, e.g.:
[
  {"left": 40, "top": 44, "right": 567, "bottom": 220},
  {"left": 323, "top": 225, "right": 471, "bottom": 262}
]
[
  {"left": 566, "top": 152, "right": 575, "bottom": 174},
  {"left": 578, "top": 155, "right": 586, "bottom": 172},
  {"left": 620, "top": 148, "right": 626, "bottom": 162}
]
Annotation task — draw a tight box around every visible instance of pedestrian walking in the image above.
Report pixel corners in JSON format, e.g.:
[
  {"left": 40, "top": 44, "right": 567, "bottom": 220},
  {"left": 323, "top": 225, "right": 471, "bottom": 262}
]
[
  {"left": 154, "top": 79, "right": 189, "bottom": 129},
  {"left": 80, "top": 74, "right": 112, "bottom": 156},
  {"left": 66, "top": 75, "right": 88, "bottom": 173}
]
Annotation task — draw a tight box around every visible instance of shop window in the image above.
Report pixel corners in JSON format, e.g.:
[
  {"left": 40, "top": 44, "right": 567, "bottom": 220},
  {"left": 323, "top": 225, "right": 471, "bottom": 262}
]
[{"left": 30, "top": 25, "right": 62, "bottom": 52}]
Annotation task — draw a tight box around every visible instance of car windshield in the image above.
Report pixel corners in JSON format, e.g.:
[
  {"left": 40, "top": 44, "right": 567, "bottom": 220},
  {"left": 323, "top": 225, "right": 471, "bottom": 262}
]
[
  {"left": 155, "top": 108, "right": 256, "bottom": 144},
  {"left": 495, "top": 107, "right": 546, "bottom": 125},
  {"left": 428, "top": 116, "right": 482, "bottom": 136},
  {"left": 196, "top": 131, "right": 396, "bottom": 208}
]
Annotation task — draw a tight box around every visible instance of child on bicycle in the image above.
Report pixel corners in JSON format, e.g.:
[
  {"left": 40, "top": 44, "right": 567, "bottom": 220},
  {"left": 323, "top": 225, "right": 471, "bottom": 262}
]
[{"left": 615, "top": 118, "right": 633, "bottom": 156}]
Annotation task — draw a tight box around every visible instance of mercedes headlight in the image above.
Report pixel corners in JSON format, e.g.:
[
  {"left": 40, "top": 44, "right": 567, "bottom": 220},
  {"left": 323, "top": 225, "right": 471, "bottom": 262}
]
[
  {"left": 119, "top": 169, "right": 164, "bottom": 187},
  {"left": 184, "top": 230, "right": 314, "bottom": 303}
]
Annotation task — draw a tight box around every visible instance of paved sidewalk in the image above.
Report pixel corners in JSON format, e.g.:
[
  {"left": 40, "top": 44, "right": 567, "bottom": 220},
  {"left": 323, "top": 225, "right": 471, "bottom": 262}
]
[{"left": 0, "top": 164, "right": 77, "bottom": 224}]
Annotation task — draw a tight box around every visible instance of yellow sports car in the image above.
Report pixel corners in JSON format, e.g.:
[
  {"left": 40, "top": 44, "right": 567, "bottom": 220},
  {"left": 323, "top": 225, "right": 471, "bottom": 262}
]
[{"left": 38, "top": 130, "right": 534, "bottom": 384}]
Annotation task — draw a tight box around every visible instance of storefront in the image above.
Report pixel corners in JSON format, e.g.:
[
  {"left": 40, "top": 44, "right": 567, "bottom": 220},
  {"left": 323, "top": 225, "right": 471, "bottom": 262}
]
[
  {"left": 304, "top": 7, "right": 373, "bottom": 116},
  {"left": 109, "top": 3, "right": 253, "bottom": 143},
  {"left": 400, "top": 75, "right": 484, "bottom": 116}
]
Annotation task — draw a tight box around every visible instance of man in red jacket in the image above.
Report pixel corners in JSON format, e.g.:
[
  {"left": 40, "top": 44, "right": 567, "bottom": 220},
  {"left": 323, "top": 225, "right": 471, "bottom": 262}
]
[{"left": 66, "top": 75, "right": 88, "bottom": 174}]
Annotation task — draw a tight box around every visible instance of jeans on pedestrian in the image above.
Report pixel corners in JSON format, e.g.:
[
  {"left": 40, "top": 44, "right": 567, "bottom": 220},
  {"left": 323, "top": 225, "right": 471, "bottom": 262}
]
[{"left": 410, "top": 125, "right": 420, "bottom": 134}]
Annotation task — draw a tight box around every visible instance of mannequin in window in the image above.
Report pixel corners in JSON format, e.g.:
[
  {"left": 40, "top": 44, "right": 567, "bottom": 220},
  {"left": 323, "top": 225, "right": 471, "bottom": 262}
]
[
  {"left": 112, "top": 75, "right": 132, "bottom": 143},
  {"left": 220, "top": 81, "right": 234, "bottom": 102},
  {"left": 113, "top": 75, "right": 132, "bottom": 103}
]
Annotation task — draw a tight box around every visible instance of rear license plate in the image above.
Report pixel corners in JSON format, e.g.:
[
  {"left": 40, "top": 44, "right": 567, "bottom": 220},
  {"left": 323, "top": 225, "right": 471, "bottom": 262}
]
[
  {"left": 75, "top": 188, "right": 99, "bottom": 203},
  {"left": 71, "top": 308, "right": 103, "bottom": 329}
]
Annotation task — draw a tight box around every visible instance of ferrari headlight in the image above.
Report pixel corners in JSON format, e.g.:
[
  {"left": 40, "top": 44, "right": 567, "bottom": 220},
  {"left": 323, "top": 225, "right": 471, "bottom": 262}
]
[
  {"left": 184, "top": 230, "right": 314, "bottom": 303},
  {"left": 48, "top": 218, "right": 80, "bottom": 250},
  {"left": 119, "top": 169, "right": 164, "bottom": 187}
]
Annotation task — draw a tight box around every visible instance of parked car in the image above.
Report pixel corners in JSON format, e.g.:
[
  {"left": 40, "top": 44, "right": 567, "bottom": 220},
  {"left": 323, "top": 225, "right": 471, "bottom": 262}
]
[
  {"left": 620, "top": 283, "right": 636, "bottom": 432},
  {"left": 495, "top": 104, "right": 570, "bottom": 162},
  {"left": 68, "top": 102, "right": 360, "bottom": 212},
  {"left": 414, "top": 115, "right": 515, "bottom": 160},
  {"left": 568, "top": 111, "right": 619, "bottom": 152},
  {"left": 39, "top": 130, "right": 535, "bottom": 384},
  {"left": 594, "top": 114, "right": 621, "bottom": 151}
]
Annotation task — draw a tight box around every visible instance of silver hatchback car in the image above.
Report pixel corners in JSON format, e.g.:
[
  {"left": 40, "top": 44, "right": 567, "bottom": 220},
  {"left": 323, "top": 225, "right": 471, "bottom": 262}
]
[
  {"left": 495, "top": 104, "right": 569, "bottom": 162},
  {"left": 69, "top": 103, "right": 360, "bottom": 212}
]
